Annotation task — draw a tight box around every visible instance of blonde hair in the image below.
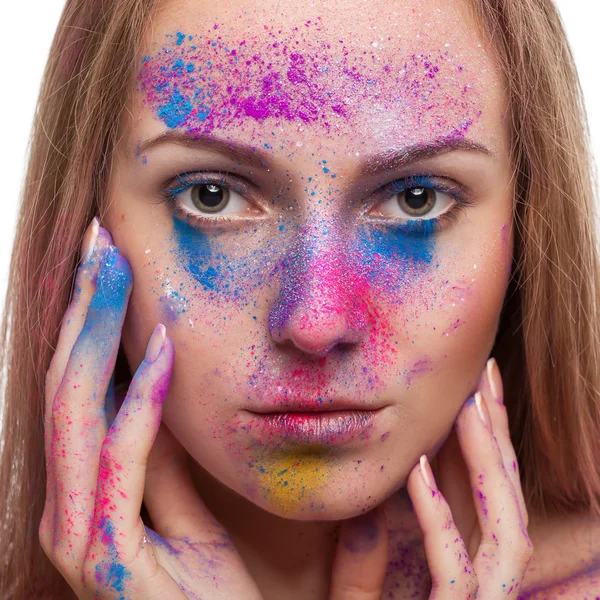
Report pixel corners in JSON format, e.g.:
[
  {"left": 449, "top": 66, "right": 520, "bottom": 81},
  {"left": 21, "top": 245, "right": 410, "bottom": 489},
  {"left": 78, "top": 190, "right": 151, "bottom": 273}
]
[{"left": 1, "top": 0, "right": 598, "bottom": 597}]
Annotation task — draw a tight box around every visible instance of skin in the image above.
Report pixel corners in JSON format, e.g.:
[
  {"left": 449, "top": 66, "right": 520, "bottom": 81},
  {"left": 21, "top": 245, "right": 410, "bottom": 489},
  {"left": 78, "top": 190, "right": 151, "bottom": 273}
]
[
  {"left": 109, "top": 0, "right": 512, "bottom": 520},
  {"left": 39, "top": 234, "right": 532, "bottom": 599},
  {"left": 38, "top": 0, "right": 600, "bottom": 598}
]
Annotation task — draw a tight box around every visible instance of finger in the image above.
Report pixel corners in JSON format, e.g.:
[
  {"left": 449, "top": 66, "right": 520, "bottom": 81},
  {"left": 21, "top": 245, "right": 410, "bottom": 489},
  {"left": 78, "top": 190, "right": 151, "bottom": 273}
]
[
  {"left": 329, "top": 505, "right": 388, "bottom": 600},
  {"left": 479, "top": 358, "right": 529, "bottom": 527},
  {"left": 51, "top": 243, "right": 133, "bottom": 559},
  {"left": 455, "top": 393, "right": 533, "bottom": 589},
  {"left": 143, "top": 420, "right": 224, "bottom": 542},
  {"left": 434, "top": 428, "right": 479, "bottom": 546},
  {"left": 406, "top": 455, "right": 478, "bottom": 598},
  {"left": 44, "top": 220, "right": 109, "bottom": 469},
  {"left": 40, "top": 220, "right": 110, "bottom": 554},
  {"left": 84, "top": 325, "right": 181, "bottom": 593}
]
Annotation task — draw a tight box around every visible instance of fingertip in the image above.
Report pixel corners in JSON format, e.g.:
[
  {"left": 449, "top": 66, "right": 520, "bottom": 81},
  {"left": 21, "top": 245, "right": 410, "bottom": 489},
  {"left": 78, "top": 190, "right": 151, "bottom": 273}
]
[{"left": 111, "top": 248, "right": 134, "bottom": 289}]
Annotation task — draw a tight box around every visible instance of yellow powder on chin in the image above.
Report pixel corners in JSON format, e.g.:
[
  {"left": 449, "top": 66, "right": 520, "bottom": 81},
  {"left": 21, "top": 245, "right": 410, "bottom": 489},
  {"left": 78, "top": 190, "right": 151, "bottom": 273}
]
[{"left": 255, "top": 449, "right": 329, "bottom": 513}]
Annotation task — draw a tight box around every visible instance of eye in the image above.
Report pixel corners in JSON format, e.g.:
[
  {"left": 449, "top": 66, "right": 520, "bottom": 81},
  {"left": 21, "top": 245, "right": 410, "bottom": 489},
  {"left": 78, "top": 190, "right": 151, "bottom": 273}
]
[
  {"left": 175, "top": 181, "right": 250, "bottom": 217},
  {"left": 373, "top": 185, "right": 455, "bottom": 220}
]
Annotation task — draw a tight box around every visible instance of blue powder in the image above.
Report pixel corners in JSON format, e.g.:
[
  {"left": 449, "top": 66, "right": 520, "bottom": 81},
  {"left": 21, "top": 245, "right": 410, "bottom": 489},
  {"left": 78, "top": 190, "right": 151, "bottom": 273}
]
[
  {"left": 105, "top": 563, "right": 129, "bottom": 593},
  {"left": 94, "top": 517, "right": 132, "bottom": 599},
  {"left": 176, "top": 31, "right": 186, "bottom": 45},
  {"left": 360, "top": 222, "right": 436, "bottom": 270},
  {"left": 85, "top": 247, "right": 131, "bottom": 326},
  {"left": 172, "top": 218, "right": 221, "bottom": 291},
  {"left": 158, "top": 85, "right": 193, "bottom": 128}
]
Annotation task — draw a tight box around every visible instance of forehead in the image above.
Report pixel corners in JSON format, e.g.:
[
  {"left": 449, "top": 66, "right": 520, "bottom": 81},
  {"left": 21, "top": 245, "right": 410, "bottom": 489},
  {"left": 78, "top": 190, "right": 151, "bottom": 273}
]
[{"left": 134, "top": 0, "right": 505, "bottom": 156}]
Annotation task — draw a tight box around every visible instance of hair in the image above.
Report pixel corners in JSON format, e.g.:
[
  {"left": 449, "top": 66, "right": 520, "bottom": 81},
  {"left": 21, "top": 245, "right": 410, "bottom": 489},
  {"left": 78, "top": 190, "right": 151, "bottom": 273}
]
[{"left": 0, "top": 0, "right": 598, "bottom": 597}]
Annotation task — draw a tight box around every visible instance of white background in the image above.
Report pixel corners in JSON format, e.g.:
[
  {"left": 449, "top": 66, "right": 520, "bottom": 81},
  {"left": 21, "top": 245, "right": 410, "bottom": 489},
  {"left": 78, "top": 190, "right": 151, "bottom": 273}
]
[{"left": 0, "top": 1, "right": 599, "bottom": 314}]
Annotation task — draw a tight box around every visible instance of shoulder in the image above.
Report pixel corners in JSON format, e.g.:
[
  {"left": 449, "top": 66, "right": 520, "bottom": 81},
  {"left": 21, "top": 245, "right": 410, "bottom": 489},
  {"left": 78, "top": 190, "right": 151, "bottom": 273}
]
[{"left": 519, "top": 511, "right": 600, "bottom": 599}]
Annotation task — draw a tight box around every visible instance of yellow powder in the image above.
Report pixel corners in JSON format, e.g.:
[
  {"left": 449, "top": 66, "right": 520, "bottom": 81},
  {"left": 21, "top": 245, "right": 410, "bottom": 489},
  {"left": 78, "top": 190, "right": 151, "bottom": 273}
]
[{"left": 255, "top": 448, "right": 329, "bottom": 513}]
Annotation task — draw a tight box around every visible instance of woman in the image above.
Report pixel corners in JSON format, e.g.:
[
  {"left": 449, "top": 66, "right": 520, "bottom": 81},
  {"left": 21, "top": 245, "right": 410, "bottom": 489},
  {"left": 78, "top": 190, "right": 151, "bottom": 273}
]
[{"left": 0, "top": 0, "right": 598, "bottom": 597}]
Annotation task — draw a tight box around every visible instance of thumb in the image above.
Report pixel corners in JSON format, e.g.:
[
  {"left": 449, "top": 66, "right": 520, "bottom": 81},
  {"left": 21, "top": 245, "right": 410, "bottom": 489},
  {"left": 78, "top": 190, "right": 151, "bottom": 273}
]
[{"left": 329, "top": 505, "right": 388, "bottom": 600}]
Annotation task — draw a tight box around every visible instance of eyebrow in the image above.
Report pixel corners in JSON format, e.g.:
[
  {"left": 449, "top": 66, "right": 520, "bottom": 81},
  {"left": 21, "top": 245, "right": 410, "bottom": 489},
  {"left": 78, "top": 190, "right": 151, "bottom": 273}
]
[
  {"left": 360, "top": 138, "right": 495, "bottom": 176},
  {"left": 139, "top": 130, "right": 495, "bottom": 173},
  {"left": 139, "top": 130, "right": 270, "bottom": 169}
]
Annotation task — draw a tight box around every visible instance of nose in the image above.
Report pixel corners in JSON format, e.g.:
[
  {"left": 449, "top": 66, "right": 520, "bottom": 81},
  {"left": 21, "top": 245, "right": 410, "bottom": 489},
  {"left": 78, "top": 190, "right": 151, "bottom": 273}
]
[{"left": 269, "top": 235, "right": 368, "bottom": 357}]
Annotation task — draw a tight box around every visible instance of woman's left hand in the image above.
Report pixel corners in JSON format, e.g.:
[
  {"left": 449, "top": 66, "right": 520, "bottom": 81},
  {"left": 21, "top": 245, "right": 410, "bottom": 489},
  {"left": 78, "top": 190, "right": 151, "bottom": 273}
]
[{"left": 404, "top": 358, "right": 533, "bottom": 598}]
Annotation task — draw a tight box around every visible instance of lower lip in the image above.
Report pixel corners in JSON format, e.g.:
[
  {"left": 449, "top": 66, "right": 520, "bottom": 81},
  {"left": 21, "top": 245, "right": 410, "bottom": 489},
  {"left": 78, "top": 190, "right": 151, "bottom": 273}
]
[{"left": 244, "top": 409, "right": 381, "bottom": 445}]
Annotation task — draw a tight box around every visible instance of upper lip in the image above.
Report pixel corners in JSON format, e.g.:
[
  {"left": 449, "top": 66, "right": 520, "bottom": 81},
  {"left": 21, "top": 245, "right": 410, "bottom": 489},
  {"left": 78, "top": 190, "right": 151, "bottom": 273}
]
[{"left": 245, "top": 399, "right": 387, "bottom": 414}]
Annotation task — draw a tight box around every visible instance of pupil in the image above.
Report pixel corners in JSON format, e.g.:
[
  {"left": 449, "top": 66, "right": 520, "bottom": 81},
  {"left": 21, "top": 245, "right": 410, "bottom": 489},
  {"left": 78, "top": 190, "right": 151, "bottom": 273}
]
[
  {"left": 405, "top": 187, "right": 428, "bottom": 209},
  {"left": 199, "top": 184, "right": 224, "bottom": 208}
]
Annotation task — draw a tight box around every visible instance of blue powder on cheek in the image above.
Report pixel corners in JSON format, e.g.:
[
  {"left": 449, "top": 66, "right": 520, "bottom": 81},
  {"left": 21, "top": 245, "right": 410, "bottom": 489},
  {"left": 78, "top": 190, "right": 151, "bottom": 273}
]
[
  {"left": 359, "top": 224, "right": 436, "bottom": 281},
  {"left": 172, "top": 218, "right": 222, "bottom": 291}
]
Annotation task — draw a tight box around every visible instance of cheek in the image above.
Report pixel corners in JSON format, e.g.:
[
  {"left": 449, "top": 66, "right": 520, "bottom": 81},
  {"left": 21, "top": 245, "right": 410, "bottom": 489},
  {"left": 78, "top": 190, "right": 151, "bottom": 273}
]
[
  {"left": 121, "top": 216, "right": 511, "bottom": 395},
  {"left": 396, "top": 221, "right": 512, "bottom": 395}
]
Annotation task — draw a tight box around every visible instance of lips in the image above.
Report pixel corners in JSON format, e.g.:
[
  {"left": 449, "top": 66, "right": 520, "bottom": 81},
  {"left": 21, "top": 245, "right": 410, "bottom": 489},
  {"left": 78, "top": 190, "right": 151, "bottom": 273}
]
[
  {"left": 245, "top": 395, "right": 386, "bottom": 414},
  {"left": 242, "top": 400, "right": 387, "bottom": 445}
]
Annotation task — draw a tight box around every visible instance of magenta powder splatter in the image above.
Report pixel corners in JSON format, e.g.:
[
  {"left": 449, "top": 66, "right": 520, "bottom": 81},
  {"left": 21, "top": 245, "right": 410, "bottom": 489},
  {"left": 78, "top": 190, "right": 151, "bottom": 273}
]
[{"left": 137, "top": 26, "right": 481, "bottom": 138}]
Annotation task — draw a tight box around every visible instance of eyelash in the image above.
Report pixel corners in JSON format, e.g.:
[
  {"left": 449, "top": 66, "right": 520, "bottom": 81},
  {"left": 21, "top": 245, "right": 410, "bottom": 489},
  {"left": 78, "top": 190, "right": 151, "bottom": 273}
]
[
  {"left": 161, "top": 171, "right": 474, "bottom": 235},
  {"left": 382, "top": 175, "right": 474, "bottom": 235}
]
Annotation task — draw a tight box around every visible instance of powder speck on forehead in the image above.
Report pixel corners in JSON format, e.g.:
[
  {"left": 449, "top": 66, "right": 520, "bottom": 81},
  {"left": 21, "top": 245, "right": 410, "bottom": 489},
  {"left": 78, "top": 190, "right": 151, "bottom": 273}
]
[{"left": 137, "top": 15, "right": 485, "bottom": 147}]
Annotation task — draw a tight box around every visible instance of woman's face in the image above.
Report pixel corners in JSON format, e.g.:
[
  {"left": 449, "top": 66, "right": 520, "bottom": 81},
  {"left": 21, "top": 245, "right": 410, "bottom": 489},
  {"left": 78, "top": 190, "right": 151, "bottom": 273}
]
[{"left": 106, "top": 0, "right": 513, "bottom": 519}]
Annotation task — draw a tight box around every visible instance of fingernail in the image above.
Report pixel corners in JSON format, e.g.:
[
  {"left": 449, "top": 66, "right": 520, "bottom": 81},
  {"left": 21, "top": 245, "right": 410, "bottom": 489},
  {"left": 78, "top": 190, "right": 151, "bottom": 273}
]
[
  {"left": 474, "top": 391, "right": 493, "bottom": 433},
  {"left": 419, "top": 454, "right": 438, "bottom": 492},
  {"left": 145, "top": 324, "right": 166, "bottom": 363},
  {"left": 486, "top": 357, "right": 504, "bottom": 405},
  {"left": 80, "top": 217, "right": 100, "bottom": 264}
]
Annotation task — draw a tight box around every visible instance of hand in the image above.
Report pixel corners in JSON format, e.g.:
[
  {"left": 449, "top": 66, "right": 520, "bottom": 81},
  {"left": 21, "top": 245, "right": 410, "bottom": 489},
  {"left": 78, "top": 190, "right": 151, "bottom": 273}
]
[
  {"left": 405, "top": 360, "right": 533, "bottom": 598},
  {"left": 38, "top": 218, "right": 390, "bottom": 599},
  {"left": 39, "top": 219, "right": 262, "bottom": 599}
]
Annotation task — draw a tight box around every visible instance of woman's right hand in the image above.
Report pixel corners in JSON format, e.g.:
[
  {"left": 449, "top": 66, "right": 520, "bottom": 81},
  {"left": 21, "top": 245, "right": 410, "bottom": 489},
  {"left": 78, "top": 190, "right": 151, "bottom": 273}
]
[
  {"left": 39, "top": 218, "right": 389, "bottom": 600},
  {"left": 39, "top": 218, "right": 264, "bottom": 599}
]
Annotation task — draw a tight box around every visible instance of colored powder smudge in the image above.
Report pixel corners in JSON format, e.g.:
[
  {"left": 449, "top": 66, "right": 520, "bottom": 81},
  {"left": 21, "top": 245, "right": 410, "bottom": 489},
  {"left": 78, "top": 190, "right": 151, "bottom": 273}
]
[
  {"left": 254, "top": 450, "right": 328, "bottom": 513},
  {"left": 171, "top": 217, "right": 222, "bottom": 292},
  {"left": 137, "top": 28, "right": 481, "bottom": 138},
  {"left": 93, "top": 517, "right": 132, "bottom": 597},
  {"left": 359, "top": 223, "right": 436, "bottom": 276}
]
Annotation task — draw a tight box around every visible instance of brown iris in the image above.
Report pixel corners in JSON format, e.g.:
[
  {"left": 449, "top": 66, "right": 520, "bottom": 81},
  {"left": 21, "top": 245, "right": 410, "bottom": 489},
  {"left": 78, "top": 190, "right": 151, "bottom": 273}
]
[{"left": 191, "top": 183, "right": 230, "bottom": 213}]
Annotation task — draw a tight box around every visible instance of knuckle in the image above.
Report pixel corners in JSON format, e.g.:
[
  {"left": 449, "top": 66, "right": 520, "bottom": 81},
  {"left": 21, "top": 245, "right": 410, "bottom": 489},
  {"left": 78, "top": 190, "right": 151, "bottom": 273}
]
[
  {"left": 51, "top": 395, "right": 71, "bottom": 432},
  {"left": 505, "top": 536, "right": 534, "bottom": 567},
  {"left": 98, "top": 443, "right": 117, "bottom": 472},
  {"left": 519, "top": 537, "right": 535, "bottom": 562}
]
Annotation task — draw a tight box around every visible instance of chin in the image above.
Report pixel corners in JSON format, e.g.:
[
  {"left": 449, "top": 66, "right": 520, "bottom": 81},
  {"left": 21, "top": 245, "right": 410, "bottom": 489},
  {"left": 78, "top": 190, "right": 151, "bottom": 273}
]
[{"left": 236, "top": 451, "right": 409, "bottom": 520}]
